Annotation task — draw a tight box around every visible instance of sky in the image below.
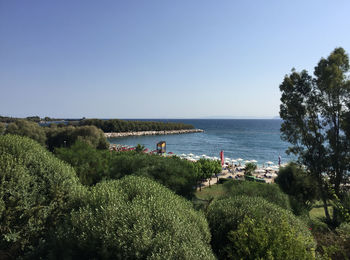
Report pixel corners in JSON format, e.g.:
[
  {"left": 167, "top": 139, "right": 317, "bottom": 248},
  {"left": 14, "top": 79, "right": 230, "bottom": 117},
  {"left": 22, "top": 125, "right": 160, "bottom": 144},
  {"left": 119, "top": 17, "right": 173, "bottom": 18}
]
[{"left": 1, "top": 1, "right": 350, "bottom": 119}]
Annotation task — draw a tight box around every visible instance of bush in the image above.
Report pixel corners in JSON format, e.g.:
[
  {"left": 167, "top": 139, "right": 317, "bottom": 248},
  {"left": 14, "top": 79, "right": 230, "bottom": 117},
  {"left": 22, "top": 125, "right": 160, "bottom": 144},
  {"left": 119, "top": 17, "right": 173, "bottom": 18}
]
[
  {"left": 0, "top": 135, "right": 81, "bottom": 258},
  {"left": 276, "top": 162, "right": 318, "bottom": 215},
  {"left": 54, "top": 176, "right": 215, "bottom": 259},
  {"left": 55, "top": 141, "right": 112, "bottom": 186},
  {"left": 109, "top": 152, "right": 198, "bottom": 198},
  {"left": 46, "top": 125, "right": 108, "bottom": 151},
  {"left": 206, "top": 196, "right": 315, "bottom": 259},
  {"left": 5, "top": 120, "right": 47, "bottom": 145},
  {"left": 222, "top": 180, "right": 291, "bottom": 210}
]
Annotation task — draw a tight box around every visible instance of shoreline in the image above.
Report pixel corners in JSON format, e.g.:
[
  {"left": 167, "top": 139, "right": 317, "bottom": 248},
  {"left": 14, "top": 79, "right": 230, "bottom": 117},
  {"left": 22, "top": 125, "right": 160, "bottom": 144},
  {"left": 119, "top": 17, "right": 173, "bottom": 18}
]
[{"left": 105, "top": 129, "right": 204, "bottom": 138}]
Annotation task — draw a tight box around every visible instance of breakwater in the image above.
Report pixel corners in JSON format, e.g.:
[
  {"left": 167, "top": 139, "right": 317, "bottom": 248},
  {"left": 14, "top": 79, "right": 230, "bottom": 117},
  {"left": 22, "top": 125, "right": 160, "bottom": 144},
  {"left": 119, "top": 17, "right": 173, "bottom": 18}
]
[{"left": 105, "top": 129, "right": 204, "bottom": 138}]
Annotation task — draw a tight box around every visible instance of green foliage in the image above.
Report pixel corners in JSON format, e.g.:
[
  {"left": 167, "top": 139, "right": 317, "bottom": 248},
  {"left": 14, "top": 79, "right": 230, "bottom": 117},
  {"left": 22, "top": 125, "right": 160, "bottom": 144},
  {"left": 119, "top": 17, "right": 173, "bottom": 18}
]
[
  {"left": 55, "top": 141, "right": 112, "bottom": 186},
  {"left": 80, "top": 118, "right": 195, "bottom": 132},
  {"left": 196, "top": 159, "right": 221, "bottom": 179},
  {"left": 46, "top": 125, "right": 108, "bottom": 151},
  {"left": 279, "top": 47, "right": 350, "bottom": 224},
  {"left": 222, "top": 180, "right": 291, "bottom": 210},
  {"left": 0, "top": 135, "right": 81, "bottom": 258},
  {"left": 5, "top": 119, "right": 47, "bottom": 145},
  {"left": 276, "top": 162, "right": 319, "bottom": 215},
  {"left": 135, "top": 143, "right": 145, "bottom": 152},
  {"left": 244, "top": 162, "right": 257, "bottom": 176},
  {"left": 108, "top": 152, "right": 197, "bottom": 198},
  {"left": 54, "top": 176, "right": 215, "bottom": 259},
  {"left": 56, "top": 144, "right": 198, "bottom": 198},
  {"left": 0, "top": 122, "right": 5, "bottom": 135},
  {"left": 206, "top": 196, "right": 316, "bottom": 259}
]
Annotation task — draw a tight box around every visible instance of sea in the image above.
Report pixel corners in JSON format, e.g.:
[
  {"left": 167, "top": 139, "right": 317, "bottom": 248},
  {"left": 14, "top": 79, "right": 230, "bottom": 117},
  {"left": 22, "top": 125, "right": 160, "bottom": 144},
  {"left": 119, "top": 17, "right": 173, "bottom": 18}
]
[{"left": 108, "top": 119, "right": 295, "bottom": 166}]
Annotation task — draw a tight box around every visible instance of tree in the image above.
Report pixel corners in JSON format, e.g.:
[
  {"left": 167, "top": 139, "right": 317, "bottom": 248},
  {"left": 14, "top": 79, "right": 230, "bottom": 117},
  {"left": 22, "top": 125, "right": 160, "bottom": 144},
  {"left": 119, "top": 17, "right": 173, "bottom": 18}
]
[
  {"left": 5, "top": 119, "right": 47, "bottom": 145},
  {"left": 0, "top": 122, "right": 5, "bottom": 135},
  {"left": 275, "top": 162, "right": 319, "bottom": 215},
  {"left": 206, "top": 196, "right": 315, "bottom": 259},
  {"left": 244, "top": 162, "right": 257, "bottom": 176},
  {"left": 135, "top": 143, "right": 145, "bottom": 153},
  {"left": 53, "top": 176, "right": 215, "bottom": 259},
  {"left": 55, "top": 141, "right": 112, "bottom": 186},
  {"left": 222, "top": 180, "right": 291, "bottom": 210},
  {"left": 0, "top": 135, "right": 80, "bottom": 258},
  {"left": 197, "top": 159, "right": 220, "bottom": 188},
  {"left": 279, "top": 47, "right": 350, "bottom": 224}
]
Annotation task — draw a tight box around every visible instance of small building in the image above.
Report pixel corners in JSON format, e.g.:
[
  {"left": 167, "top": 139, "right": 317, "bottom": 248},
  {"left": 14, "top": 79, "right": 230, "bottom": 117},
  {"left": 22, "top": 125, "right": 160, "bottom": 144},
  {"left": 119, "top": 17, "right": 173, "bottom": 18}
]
[{"left": 156, "top": 141, "right": 166, "bottom": 154}]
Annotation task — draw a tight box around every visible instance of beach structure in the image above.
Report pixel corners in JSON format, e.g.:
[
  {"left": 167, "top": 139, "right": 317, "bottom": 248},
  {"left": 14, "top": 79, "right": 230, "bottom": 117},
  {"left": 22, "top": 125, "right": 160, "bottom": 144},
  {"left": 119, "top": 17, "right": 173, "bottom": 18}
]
[{"left": 156, "top": 141, "right": 166, "bottom": 155}]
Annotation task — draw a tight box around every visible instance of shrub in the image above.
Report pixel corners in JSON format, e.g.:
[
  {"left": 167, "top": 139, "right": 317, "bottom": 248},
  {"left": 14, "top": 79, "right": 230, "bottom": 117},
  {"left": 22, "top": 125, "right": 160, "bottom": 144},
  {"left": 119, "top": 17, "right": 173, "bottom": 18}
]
[
  {"left": 46, "top": 125, "right": 108, "bottom": 151},
  {"left": 5, "top": 120, "right": 47, "bottom": 145},
  {"left": 222, "top": 180, "right": 291, "bottom": 210},
  {"left": 108, "top": 152, "right": 198, "bottom": 198},
  {"left": 0, "top": 135, "right": 81, "bottom": 258},
  {"left": 275, "top": 162, "right": 319, "bottom": 215},
  {"left": 54, "top": 176, "right": 215, "bottom": 259},
  {"left": 206, "top": 196, "right": 316, "bottom": 259},
  {"left": 55, "top": 141, "right": 112, "bottom": 186}
]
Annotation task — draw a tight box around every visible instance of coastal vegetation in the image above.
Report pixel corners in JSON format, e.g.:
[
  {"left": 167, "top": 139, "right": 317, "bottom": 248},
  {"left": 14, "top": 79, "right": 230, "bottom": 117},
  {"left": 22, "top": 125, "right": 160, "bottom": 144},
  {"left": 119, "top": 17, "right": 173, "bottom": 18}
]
[
  {"left": 280, "top": 47, "right": 350, "bottom": 225},
  {"left": 79, "top": 118, "right": 195, "bottom": 132},
  {"left": 1, "top": 47, "right": 350, "bottom": 259},
  {"left": 206, "top": 196, "right": 315, "bottom": 259}
]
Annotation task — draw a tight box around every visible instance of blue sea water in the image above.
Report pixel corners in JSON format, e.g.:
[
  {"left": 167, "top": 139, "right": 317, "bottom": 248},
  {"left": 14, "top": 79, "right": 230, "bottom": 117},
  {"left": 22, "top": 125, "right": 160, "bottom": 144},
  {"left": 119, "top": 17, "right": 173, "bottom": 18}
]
[{"left": 108, "top": 119, "right": 295, "bottom": 166}]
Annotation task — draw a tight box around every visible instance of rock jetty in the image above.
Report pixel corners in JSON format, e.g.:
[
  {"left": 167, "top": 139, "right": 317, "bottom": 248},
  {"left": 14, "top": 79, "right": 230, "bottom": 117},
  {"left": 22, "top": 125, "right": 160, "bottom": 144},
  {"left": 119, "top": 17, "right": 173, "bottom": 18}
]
[{"left": 105, "top": 129, "right": 204, "bottom": 138}]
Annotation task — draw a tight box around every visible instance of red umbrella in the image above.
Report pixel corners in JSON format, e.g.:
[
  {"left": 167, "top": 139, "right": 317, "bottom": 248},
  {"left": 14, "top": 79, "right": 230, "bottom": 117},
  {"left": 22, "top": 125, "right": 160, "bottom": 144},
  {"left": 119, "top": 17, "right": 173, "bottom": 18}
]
[{"left": 220, "top": 150, "right": 224, "bottom": 166}]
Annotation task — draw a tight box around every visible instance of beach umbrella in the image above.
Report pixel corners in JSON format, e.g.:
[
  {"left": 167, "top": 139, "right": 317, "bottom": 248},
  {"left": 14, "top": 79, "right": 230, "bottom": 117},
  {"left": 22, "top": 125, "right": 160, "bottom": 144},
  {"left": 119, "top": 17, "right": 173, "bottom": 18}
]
[
  {"left": 201, "top": 154, "right": 207, "bottom": 158},
  {"left": 194, "top": 155, "right": 200, "bottom": 159},
  {"left": 266, "top": 161, "right": 274, "bottom": 165},
  {"left": 231, "top": 159, "right": 237, "bottom": 163},
  {"left": 188, "top": 153, "right": 194, "bottom": 157},
  {"left": 255, "top": 169, "right": 265, "bottom": 173},
  {"left": 213, "top": 156, "right": 219, "bottom": 160},
  {"left": 250, "top": 160, "right": 258, "bottom": 163},
  {"left": 180, "top": 153, "right": 186, "bottom": 157},
  {"left": 265, "top": 167, "right": 273, "bottom": 171},
  {"left": 244, "top": 160, "right": 251, "bottom": 164},
  {"left": 237, "top": 158, "right": 243, "bottom": 161}
]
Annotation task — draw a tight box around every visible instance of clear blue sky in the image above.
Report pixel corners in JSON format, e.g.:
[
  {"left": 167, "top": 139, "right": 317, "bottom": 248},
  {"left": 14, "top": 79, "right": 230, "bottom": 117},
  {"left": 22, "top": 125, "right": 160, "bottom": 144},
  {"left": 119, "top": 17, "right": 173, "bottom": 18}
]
[{"left": 1, "top": 0, "right": 349, "bottom": 119}]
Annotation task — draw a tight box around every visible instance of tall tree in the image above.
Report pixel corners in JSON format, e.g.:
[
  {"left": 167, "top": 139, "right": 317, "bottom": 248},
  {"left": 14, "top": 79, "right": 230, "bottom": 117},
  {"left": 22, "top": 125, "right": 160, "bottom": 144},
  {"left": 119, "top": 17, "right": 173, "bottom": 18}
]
[{"left": 279, "top": 47, "right": 350, "bottom": 224}]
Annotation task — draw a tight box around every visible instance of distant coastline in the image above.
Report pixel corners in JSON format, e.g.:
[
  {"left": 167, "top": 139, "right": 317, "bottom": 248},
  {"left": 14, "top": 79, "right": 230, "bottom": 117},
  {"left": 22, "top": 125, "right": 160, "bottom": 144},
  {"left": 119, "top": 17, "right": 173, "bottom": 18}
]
[{"left": 105, "top": 129, "right": 204, "bottom": 138}]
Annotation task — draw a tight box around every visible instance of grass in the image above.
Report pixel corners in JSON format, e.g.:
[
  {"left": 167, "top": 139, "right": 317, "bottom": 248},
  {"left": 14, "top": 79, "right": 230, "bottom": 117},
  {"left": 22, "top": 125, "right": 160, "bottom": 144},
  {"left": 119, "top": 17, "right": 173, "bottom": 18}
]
[
  {"left": 194, "top": 183, "right": 226, "bottom": 200},
  {"left": 309, "top": 202, "right": 333, "bottom": 221}
]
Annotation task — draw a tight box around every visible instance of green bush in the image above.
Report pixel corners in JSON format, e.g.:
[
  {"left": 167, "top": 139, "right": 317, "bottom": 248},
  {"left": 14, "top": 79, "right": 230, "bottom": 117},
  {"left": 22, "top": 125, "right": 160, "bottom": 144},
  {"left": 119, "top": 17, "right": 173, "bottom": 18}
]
[
  {"left": 108, "top": 152, "right": 197, "bottom": 198},
  {"left": 55, "top": 141, "right": 112, "bottom": 186},
  {"left": 54, "top": 176, "right": 215, "bottom": 259},
  {"left": 206, "top": 196, "right": 315, "bottom": 259},
  {"left": 222, "top": 180, "right": 291, "bottom": 210},
  {"left": 275, "top": 162, "right": 318, "bottom": 215},
  {"left": 5, "top": 120, "right": 47, "bottom": 145},
  {"left": 46, "top": 125, "right": 108, "bottom": 151},
  {"left": 0, "top": 135, "right": 81, "bottom": 258}
]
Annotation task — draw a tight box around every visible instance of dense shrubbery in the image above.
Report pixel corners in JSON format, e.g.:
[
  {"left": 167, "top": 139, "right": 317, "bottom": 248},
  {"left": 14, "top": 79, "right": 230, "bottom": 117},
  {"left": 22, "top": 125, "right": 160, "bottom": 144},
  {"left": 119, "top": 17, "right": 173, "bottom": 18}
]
[
  {"left": 0, "top": 135, "right": 215, "bottom": 259},
  {"left": 45, "top": 124, "right": 108, "bottom": 151},
  {"left": 0, "top": 135, "right": 81, "bottom": 258},
  {"left": 79, "top": 118, "right": 194, "bottom": 132},
  {"left": 206, "top": 196, "right": 316, "bottom": 259},
  {"left": 5, "top": 119, "right": 47, "bottom": 145},
  {"left": 55, "top": 142, "right": 198, "bottom": 198},
  {"left": 53, "top": 176, "right": 215, "bottom": 259},
  {"left": 276, "top": 162, "right": 319, "bottom": 215},
  {"left": 222, "top": 180, "right": 291, "bottom": 210}
]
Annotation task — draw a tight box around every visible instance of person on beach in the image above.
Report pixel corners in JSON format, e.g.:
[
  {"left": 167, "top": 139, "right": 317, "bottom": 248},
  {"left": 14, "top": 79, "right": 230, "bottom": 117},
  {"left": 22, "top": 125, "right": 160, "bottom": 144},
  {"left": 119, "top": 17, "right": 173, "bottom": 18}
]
[{"left": 278, "top": 155, "right": 281, "bottom": 166}]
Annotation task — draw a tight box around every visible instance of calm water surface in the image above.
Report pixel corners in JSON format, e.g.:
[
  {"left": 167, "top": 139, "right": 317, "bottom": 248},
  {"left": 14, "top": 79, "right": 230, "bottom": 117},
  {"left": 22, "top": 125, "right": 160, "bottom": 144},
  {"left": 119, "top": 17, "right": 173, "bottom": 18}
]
[{"left": 108, "top": 119, "right": 294, "bottom": 166}]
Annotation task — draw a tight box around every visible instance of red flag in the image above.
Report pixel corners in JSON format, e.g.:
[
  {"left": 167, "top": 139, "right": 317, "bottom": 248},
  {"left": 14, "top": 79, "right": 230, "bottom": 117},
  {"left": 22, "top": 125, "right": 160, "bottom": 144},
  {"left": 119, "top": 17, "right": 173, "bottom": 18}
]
[{"left": 220, "top": 150, "right": 224, "bottom": 166}]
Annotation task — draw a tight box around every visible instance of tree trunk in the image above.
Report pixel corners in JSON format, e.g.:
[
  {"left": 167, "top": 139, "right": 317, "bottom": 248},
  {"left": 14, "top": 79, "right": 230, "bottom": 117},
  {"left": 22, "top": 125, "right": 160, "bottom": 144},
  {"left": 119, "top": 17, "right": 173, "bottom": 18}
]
[{"left": 321, "top": 192, "right": 331, "bottom": 223}]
